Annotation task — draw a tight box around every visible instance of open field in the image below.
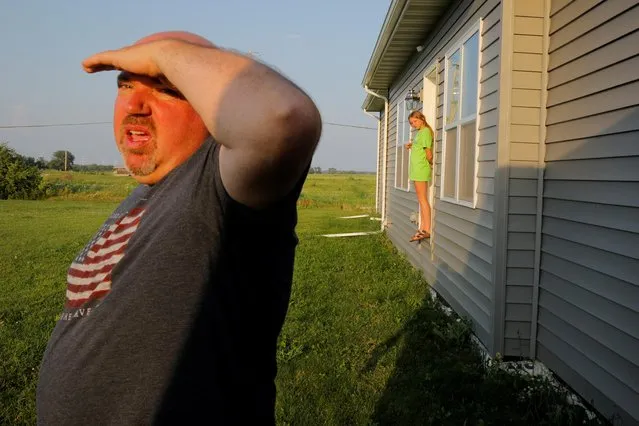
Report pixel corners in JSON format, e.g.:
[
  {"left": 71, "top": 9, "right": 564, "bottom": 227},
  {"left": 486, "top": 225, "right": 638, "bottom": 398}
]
[
  {"left": 0, "top": 172, "right": 604, "bottom": 425},
  {"left": 40, "top": 170, "right": 138, "bottom": 201}
]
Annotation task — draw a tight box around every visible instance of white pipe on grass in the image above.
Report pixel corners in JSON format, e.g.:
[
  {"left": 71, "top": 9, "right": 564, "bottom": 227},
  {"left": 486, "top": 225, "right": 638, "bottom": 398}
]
[{"left": 321, "top": 231, "right": 382, "bottom": 238}]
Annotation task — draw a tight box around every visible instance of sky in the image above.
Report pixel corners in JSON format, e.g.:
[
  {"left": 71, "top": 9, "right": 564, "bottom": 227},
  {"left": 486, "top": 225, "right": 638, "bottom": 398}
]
[{"left": 0, "top": 0, "right": 390, "bottom": 172}]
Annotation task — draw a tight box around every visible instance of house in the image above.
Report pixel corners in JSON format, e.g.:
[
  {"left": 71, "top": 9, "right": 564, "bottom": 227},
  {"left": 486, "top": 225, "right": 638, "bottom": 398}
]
[
  {"left": 361, "top": 0, "right": 639, "bottom": 423},
  {"left": 112, "top": 167, "right": 130, "bottom": 176}
]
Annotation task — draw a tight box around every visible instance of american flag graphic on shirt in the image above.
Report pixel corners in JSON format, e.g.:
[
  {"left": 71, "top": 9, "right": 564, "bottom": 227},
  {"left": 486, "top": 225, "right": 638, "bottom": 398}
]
[{"left": 63, "top": 206, "right": 146, "bottom": 311}]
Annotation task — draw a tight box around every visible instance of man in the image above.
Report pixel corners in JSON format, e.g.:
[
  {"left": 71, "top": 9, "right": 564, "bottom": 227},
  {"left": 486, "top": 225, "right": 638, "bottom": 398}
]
[{"left": 36, "top": 31, "right": 321, "bottom": 425}]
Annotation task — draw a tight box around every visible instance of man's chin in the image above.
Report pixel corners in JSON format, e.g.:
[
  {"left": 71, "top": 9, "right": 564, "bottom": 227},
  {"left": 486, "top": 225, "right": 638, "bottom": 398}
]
[
  {"left": 131, "top": 173, "right": 159, "bottom": 185},
  {"left": 126, "top": 160, "right": 167, "bottom": 184},
  {"left": 122, "top": 151, "right": 154, "bottom": 173}
]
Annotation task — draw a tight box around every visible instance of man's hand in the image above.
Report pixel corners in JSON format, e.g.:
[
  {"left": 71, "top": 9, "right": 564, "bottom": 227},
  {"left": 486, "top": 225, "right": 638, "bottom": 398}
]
[{"left": 82, "top": 41, "right": 169, "bottom": 77}]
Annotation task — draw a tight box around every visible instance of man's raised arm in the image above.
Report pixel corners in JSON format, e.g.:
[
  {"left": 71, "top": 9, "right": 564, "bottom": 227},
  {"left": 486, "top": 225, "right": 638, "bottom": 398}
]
[{"left": 84, "top": 37, "right": 322, "bottom": 208}]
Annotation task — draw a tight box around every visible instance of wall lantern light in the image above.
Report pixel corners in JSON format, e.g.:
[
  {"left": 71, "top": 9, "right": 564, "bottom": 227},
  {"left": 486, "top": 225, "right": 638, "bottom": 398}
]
[{"left": 405, "top": 88, "right": 422, "bottom": 111}]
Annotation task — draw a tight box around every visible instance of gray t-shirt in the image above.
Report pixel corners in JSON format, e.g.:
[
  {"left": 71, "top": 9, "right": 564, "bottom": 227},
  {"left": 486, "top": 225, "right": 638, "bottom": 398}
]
[{"left": 37, "top": 139, "right": 307, "bottom": 425}]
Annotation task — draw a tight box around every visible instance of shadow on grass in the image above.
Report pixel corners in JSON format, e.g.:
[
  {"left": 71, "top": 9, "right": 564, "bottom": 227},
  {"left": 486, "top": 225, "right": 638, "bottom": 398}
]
[{"left": 363, "top": 290, "right": 605, "bottom": 425}]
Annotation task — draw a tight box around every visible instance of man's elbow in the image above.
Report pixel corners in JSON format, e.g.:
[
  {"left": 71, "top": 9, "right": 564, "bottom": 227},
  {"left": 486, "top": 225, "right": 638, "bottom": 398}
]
[{"left": 277, "top": 93, "right": 322, "bottom": 158}]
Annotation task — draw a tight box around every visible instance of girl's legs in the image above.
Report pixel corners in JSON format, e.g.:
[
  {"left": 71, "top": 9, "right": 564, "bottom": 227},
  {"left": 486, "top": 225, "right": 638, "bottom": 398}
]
[{"left": 413, "top": 181, "right": 431, "bottom": 234}]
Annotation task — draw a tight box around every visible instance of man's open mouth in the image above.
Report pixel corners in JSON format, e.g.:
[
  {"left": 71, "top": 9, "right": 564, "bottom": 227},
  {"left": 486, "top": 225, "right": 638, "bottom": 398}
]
[{"left": 124, "top": 127, "right": 152, "bottom": 149}]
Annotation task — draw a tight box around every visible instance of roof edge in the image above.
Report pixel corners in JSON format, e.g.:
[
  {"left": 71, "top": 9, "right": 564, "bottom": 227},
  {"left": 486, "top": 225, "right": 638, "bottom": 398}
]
[
  {"left": 362, "top": 91, "right": 388, "bottom": 112},
  {"left": 361, "top": 0, "right": 409, "bottom": 89}
]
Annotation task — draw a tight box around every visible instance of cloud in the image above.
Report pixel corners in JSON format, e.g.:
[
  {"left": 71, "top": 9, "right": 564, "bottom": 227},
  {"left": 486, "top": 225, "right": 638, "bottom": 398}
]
[{"left": 286, "top": 33, "right": 302, "bottom": 40}]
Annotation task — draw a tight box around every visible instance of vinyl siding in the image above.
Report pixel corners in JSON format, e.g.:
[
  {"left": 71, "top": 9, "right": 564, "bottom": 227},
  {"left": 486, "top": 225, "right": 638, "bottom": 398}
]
[
  {"left": 537, "top": 1, "right": 639, "bottom": 424},
  {"left": 384, "top": 0, "right": 500, "bottom": 352},
  {"left": 385, "top": 104, "right": 397, "bottom": 223},
  {"left": 499, "top": 0, "right": 545, "bottom": 357}
]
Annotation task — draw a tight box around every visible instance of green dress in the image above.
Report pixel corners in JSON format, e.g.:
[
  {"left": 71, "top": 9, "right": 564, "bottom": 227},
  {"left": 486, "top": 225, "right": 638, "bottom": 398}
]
[{"left": 409, "top": 127, "right": 433, "bottom": 182}]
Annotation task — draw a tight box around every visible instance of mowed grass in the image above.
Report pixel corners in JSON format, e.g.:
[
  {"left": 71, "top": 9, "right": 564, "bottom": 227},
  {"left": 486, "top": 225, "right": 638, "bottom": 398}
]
[
  {"left": 0, "top": 172, "right": 603, "bottom": 425},
  {"left": 0, "top": 200, "right": 119, "bottom": 425},
  {"left": 41, "top": 170, "right": 137, "bottom": 201}
]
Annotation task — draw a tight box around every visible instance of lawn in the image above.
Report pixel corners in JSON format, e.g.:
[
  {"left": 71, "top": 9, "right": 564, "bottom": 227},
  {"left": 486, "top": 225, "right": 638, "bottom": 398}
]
[
  {"left": 0, "top": 171, "right": 604, "bottom": 425},
  {"left": 40, "top": 170, "right": 138, "bottom": 201}
]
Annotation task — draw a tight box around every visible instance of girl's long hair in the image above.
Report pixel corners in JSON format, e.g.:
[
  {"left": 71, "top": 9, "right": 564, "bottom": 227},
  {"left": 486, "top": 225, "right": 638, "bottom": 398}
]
[{"left": 409, "top": 110, "right": 434, "bottom": 139}]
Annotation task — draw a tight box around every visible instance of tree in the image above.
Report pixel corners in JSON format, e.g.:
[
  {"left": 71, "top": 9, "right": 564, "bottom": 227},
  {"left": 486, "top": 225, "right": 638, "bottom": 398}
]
[
  {"left": 23, "top": 156, "right": 47, "bottom": 170},
  {"left": 36, "top": 157, "right": 48, "bottom": 169},
  {"left": 0, "top": 143, "right": 43, "bottom": 200},
  {"left": 49, "top": 150, "right": 75, "bottom": 171},
  {"left": 24, "top": 156, "right": 37, "bottom": 167},
  {"left": 328, "top": 168, "right": 337, "bottom": 174}
]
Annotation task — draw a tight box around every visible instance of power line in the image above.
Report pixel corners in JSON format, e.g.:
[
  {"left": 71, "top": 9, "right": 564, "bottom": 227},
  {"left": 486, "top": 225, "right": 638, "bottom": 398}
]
[
  {"left": 0, "top": 120, "right": 376, "bottom": 131},
  {"left": 0, "top": 121, "right": 111, "bottom": 129},
  {"left": 323, "top": 121, "right": 376, "bottom": 130}
]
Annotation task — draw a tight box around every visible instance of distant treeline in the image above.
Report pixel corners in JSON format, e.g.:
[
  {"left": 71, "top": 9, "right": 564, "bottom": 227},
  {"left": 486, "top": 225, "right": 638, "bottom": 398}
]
[
  {"left": 0, "top": 143, "right": 120, "bottom": 200},
  {"left": 0, "top": 145, "right": 115, "bottom": 173},
  {"left": 73, "top": 164, "right": 115, "bottom": 172},
  {"left": 309, "top": 166, "right": 374, "bottom": 175}
]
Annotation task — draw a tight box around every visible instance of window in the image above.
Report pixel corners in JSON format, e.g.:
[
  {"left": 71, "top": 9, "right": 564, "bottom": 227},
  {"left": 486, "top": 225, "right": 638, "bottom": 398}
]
[
  {"left": 442, "top": 22, "right": 481, "bottom": 206},
  {"left": 394, "top": 100, "right": 414, "bottom": 191}
]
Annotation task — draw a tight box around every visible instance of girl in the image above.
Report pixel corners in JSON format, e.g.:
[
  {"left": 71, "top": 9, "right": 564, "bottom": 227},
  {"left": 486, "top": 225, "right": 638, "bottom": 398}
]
[{"left": 406, "top": 110, "right": 434, "bottom": 242}]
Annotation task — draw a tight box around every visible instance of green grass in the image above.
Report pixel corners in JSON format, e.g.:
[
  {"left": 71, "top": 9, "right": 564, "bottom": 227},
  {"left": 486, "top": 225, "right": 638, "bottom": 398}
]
[
  {"left": 0, "top": 200, "right": 119, "bottom": 425},
  {"left": 298, "top": 174, "right": 375, "bottom": 210},
  {"left": 41, "top": 170, "right": 137, "bottom": 201},
  {"left": 278, "top": 225, "right": 604, "bottom": 425},
  {"left": 0, "top": 172, "right": 605, "bottom": 425}
]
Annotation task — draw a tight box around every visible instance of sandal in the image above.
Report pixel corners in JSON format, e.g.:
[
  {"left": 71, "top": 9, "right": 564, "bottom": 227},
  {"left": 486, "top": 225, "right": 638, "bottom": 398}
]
[{"left": 410, "top": 229, "right": 430, "bottom": 242}]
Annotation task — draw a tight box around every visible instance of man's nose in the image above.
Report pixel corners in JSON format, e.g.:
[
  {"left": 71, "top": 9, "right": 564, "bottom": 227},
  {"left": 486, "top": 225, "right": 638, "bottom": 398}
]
[{"left": 125, "top": 91, "right": 151, "bottom": 115}]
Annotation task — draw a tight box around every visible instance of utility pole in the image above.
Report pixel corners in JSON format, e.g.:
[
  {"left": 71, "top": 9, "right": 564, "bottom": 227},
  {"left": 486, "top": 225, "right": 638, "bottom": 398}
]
[{"left": 64, "top": 150, "right": 68, "bottom": 171}]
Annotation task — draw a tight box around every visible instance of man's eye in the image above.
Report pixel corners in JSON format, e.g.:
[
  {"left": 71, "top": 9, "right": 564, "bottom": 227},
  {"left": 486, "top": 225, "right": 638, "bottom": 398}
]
[
  {"left": 159, "top": 87, "right": 182, "bottom": 97},
  {"left": 118, "top": 83, "right": 133, "bottom": 90}
]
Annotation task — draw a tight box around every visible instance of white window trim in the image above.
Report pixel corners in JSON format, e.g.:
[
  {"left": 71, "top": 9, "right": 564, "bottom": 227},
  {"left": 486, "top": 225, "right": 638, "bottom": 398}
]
[
  {"left": 394, "top": 99, "right": 412, "bottom": 192},
  {"left": 441, "top": 19, "right": 483, "bottom": 208},
  {"left": 422, "top": 63, "right": 438, "bottom": 201},
  {"left": 422, "top": 62, "right": 438, "bottom": 247}
]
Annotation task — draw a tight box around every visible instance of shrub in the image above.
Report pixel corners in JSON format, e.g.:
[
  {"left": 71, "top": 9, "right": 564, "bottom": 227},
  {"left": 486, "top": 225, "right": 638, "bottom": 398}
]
[{"left": 0, "top": 144, "right": 43, "bottom": 200}]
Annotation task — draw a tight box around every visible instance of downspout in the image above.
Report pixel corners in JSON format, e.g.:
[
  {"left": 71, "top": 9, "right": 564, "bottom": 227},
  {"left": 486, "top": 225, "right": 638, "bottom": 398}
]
[
  {"left": 364, "top": 85, "right": 389, "bottom": 231},
  {"left": 362, "top": 109, "right": 381, "bottom": 213}
]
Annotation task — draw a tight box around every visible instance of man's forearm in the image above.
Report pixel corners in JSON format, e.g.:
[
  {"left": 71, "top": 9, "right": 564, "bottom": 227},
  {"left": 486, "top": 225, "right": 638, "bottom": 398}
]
[{"left": 154, "top": 40, "right": 317, "bottom": 152}]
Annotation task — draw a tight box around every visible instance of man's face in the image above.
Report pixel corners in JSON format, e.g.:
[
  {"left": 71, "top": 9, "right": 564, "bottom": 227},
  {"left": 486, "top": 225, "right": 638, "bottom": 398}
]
[{"left": 113, "top": 72, "right": 209, "bottom": 184}]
